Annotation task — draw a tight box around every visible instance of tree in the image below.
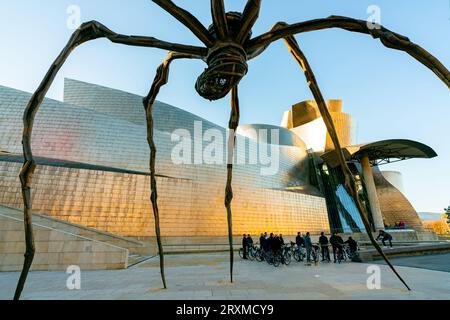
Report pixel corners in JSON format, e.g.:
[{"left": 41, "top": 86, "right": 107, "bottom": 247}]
[{"left": 445, "top": 206, "right": 450, "bottom": 224}]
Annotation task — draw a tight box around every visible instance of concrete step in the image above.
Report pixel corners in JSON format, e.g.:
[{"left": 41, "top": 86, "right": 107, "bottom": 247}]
[
  {"left": 358, "top": 242, "right": 450, "bottom": 262},
  {"left": 0, "top": 211, "right": 129, "bottom": 271},
  {"left": 0, "top": 204, "right": 152, "bottom": 256}
]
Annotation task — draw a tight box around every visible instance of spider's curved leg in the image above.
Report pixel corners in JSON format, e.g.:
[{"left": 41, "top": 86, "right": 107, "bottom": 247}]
[
  {"left": 143, "top": 52, "right": 201, "bottom": 289},
  {"left": 225, "top": 86, "right": 240, "bottom": 283},
  {"left": 14, "top": 20, "right": 207, "bottom": 301},
  {"left": 236, "top": 0, "right": 262, "bottom": 44},
  {"left": 279, "top": 30, "right": 411, "bottom": 291},
  {"left": 246, "top": 16, "right": 450, "bottom": 88},
  {"left": 211, "top": 0, "right": 229, "bottom": 40},
  {"left": 153, "top": 0, "right": 215, "bottom": 47}
]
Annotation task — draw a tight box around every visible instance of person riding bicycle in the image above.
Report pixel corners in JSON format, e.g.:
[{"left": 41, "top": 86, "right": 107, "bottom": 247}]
[
  {"left": 319, "top": 232, "right": 330, "bottom": 262},
  {"left": 330, "top": 232, "right": 344, "bottom": 263},
  {"left": 376, "top": 230, "right": 393, "bottom": 248},
  {"left": 344, "top": 236, "right": 358, "bottom": 254},
  {"left": 304, "top": 232, "right": 313, "bottom": 262}
]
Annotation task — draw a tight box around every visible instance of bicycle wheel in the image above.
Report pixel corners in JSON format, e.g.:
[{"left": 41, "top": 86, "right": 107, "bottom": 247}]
[
  {"left": 239, "top": 248, "right": 244, "bottom": 259},
  {"left": 284, "top": 252, "right": 291, "bottom": 266},
  {"left": 273, "top": 255, "right": 281, "bottom": 267},
  {"left": 343, "top": 250, "right": 348, "bottom": 262},
  {"left": 299, "top": 249, "right": 305, "bottom": 262},
  {"left": 312, "top": 250, "right": 319, "bottom": 263},
  {"left": 248, "top": 247, "right": 255, "bottom": 261},
  {"left": 267, "top": 253, "right": 273, "bottom": 265},
  {"left": 255, "top": 249, "right": 264, "bottom": 262}
]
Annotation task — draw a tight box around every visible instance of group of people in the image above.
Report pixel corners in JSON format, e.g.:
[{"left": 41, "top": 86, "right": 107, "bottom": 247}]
[
  {"left": 241, "top": 233, "right": 286, "bottom": 260},
  {"left": 242, "top": 230, "right": 394, "bottom": 262},
  {"left": 241, "top": 234, "right": 254, "bottom": 259},
  {"left": 305, "top": 232, "right": 358, "bottom": 263},
  {"left": 386, "top": 221, "right": 408, "bottom": 230},
  {"left": 242, "top": 231, "right": 360, "bottom": 263}
]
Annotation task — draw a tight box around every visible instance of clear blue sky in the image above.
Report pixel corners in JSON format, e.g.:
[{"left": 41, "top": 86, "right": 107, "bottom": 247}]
[{"left": 1, "top": 1, "right": 449, "bottom": 213}]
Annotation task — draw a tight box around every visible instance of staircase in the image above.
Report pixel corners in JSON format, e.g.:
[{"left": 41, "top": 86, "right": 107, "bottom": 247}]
[{"left": 0, "top": 205, "right": 155, "bottom": 271}]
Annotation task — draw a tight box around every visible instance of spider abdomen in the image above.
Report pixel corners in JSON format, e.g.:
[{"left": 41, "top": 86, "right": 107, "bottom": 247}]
[{"left": 195, "top": 43, "right": 248, "bottom": 101}]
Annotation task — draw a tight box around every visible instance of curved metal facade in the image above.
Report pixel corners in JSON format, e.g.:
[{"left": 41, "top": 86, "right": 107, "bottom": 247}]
[
  {"left": 0, "top": 80, "right": 329, "bottom": 237},
  {"left": 373, "top": 168, "right": 424, "bottom": 230},
  {"left": 282, "top": 99, "right": 355, "bottom": 152}
]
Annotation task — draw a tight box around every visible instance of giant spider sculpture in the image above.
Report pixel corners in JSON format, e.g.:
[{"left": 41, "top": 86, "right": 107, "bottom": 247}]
[{"left": 14, "top": 0, "right": 449, "bottom": 300}]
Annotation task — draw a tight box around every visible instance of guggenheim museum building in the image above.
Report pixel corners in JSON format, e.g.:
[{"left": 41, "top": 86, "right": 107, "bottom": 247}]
[{"left": 0, "top": 79, "right": 438, "bottom": 247}]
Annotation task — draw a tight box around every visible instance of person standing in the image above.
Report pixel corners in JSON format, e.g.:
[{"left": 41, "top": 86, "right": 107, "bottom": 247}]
[
  {"left": 242, "top": 234, "right": 248, "bottom": 259},
  {"left": 296, "top": 232, "right": 305, "bottom": 256},
  {"left": 304, "top": 232, "right": 313, "bottom": 262},
  {"left": 247, "top": 234, "right": 254, "bottom": 247},
  {"left": 330, "top": 232, "right": 344, "bottom": 263},
  {"left": 259, "top": 233, "right": 265, "bottom": 250},
  {"left": 268, "top": 233, "right": 275, "bottom": 250},
  {"left": 273, "top": 235, "right": 281, "bottom": 255},
  {"left": 319, "top": 232, "right": 330, "bottom": 262}
]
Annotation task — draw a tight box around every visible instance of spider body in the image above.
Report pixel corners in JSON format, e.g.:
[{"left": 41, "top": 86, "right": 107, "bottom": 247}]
[
  {"left": 196, "top": 42, "right": 248, "bottom": 100},
  {"left": 13, "top": 0, "right": 449, "bottom": 299},
  {"left": 197, "top": 12, "right": 251, "bottom": 100}
]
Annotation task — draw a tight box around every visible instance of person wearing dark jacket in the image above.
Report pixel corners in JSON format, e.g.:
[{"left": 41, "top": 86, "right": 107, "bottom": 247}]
[
  {"left": 304, "top": 232, "right": 313, "bottom": 262},
  {"left": 376, "top": 230, "right": 393, "bottom": 247},
  {"left": 279, "top": 234, "right": 285, "bottom": 246},
  {"left": 267, "top": 233, "right": 275, "bottom": 251},
  {"left": 262, "top": 234, "right": 271, "bottom": 253},
  {"left": 259, "top": 233, "right": 265, "bottom": 249},
  {"left": 330, "top": 232, "right": 344, "bottom": 263},
  {"left": 247, "top": 234, "right": 254, "bottom": 247},
  {"left": 242, "top": 234, "right": 248, "bottom": 259},
  {"left": 296, "top": 232, "right": 305, "bottom": 247},
  {"left": 319, "top": 232, "right": 330, "bottom": 262},
  {"left": 295, "top": 232, "right": 305, "bottom": 256},
  {"left": 273, "top": 235, "right": 281, "bottom": 254},
  {"left": 344, "top": 236, "right": 358, "bottom": 254}
]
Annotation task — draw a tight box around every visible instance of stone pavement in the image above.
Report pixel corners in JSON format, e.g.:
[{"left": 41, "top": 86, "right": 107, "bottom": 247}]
[{"left": 1, "top": 253, "right": 449, "bottom": 300}]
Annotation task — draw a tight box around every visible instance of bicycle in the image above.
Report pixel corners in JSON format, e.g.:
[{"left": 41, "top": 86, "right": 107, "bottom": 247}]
[
  {"left": 255, "top": 247, "right": 266, "bottom": 262},
  {"left": 271, "top": 250, "right": 282, "bottom": 267},
  {"left": 293, "top": 245, "right": 306, "bottom": 262},
  {"left": 335, "top": 244, "right": 347, "bottom": 264},
  {"left": 309, "top": 244, "right": 320, "bottom": 264},
  {"left": 247, "top": 245, "right": 258, "bottom": 261},
  {"left": 239, "top": 245, "right": 255, "bottom": 260},
  {"left": 343, "top": 244, "right": 360, "bottom": 261},
  {"left": 289, "top": 242, "right": 297, "bottom": 257},
  {"left": 319, "top": 245, "right": 331, "bottom": 263},
  {"left": 261, "top": 249, "right": 280, "bottom": 267},
  {"left": 279, "top": 245, "right": 291, "bottom": 266}
]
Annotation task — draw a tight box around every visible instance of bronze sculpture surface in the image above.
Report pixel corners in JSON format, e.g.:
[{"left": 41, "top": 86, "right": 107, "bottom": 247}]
[{"left": 14, "top": 0, "right": 450, "bottom": 300}]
